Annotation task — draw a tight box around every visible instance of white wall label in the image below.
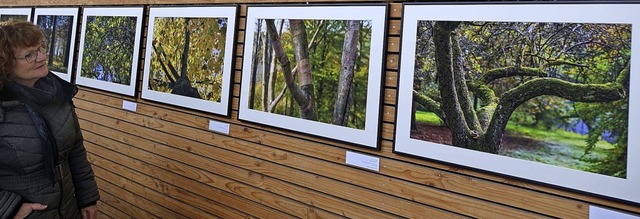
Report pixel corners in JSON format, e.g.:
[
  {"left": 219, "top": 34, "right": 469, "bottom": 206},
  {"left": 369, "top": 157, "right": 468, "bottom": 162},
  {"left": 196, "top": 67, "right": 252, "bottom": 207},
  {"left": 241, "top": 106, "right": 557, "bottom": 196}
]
[
  {"left": 345, "top": 151, "right": 380, "bottom": 172},
  {"left": 208, "top": 119, "right": 230, "bottom": 135},
  {"left": 122, "top": 100, "right": 137, "bottom": 112},
  {"left": 590, "top": 206, "right": 640, "bottom": 219}
]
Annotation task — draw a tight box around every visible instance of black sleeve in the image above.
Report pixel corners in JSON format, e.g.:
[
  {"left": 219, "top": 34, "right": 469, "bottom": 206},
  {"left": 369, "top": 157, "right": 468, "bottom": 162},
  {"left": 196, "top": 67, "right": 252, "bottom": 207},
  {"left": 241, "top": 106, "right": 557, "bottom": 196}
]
[
  {"left": 67, "top": 107, "right": 100, "bottom": 208},
  {"left": 0, "top": 190, "right": 22, "bottom": 219}
]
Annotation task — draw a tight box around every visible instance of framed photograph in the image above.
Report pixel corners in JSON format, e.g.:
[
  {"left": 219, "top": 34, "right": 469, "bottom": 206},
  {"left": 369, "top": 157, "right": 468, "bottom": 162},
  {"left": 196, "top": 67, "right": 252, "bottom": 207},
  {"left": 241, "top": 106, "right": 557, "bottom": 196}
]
[
  {"left": 34, "top": 7, "right": 79, "bottom": 82},
  {"left": 239, "top": 4, "right": 387, "bottom": 149},
  {"left": 141, "top": 6, "right": 237, "bottom": 115},
  {"left": 0, "top": 8, "right": 32, "bottom": 21},
  {"left": 76, "top": 7, "right": 143, "bottom": 96},
  {"left": 395, "top": 3, "right": 640, "bottom": 203}
]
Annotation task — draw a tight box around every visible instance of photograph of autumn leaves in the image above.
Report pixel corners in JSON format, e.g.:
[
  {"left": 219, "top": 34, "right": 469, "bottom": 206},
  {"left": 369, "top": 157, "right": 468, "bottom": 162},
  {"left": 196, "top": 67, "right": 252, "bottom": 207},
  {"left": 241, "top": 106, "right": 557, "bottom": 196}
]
[{"left": 142, "top": 6, "right": 237, "bottom": 115}]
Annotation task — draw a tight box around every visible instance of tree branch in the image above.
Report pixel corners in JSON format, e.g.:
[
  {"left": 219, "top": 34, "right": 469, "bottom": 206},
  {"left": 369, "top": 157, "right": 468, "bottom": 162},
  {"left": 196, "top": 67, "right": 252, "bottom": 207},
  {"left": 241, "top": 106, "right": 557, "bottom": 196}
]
[
  {"left": 308, "top": 20, "right": 325, "bottom": 52},
  {"left": 452, "top": 31, "right": 481, "bottom": 131},
  {"left": 484, "top": 77, "right": 627, "bottom": 152},
  {"left": 151, "top": 40, "right": 177, "bottom": 85},
  {"left": 289, "top": 19, "right": 317, "bottom": 120},
  {"left": 265, "top": 20, "right": 305, "bottom": 104},
  {"left": 433, "top": 21, "right": 470, "bottom": 146},
  {"left": 268, "top": 86, "right": 288, "bottom": 112},
  {"left": 481, "top": 66, "right": 547, "bottom": 84}
]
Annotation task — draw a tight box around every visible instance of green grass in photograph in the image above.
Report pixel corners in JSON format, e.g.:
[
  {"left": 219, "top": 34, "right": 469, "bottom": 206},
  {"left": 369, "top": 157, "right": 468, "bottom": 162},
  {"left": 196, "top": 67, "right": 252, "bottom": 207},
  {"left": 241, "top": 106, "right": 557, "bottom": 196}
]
[
  {"left": 503, "top": 121, "right": 614, "bottom": 170},
  {"left": 415, "top": 110, "right": 443, "bottom": 126}
]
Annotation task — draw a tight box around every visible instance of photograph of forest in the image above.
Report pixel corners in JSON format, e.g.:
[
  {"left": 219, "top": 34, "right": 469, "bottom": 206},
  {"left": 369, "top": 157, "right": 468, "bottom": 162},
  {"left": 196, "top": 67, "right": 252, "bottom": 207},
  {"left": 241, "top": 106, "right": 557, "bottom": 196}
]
[
  {"left": 239, "top": 5, "right": 387, "bottom": 148},
  {"left": 76, "top": 7, "right": 143, "bottom": 96},
  {"left": 395, "top": 3, "right": 640, "bottom": 204},
  {"left": 36, "top": 13, "right": 75, "bottom": 76},
  {"left": 141, "top": 6, "right": 236, "bottom": 115},
  {"left": 248, "top": 18, "right": 372, "bottom": 130}
]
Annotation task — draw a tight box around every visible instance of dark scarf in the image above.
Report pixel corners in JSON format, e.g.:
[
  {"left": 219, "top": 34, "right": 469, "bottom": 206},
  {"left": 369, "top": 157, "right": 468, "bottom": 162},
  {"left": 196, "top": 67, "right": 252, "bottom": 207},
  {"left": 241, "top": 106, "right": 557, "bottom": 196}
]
[{"left": 4, "top": 73, "right": 75, "bottom": 185}]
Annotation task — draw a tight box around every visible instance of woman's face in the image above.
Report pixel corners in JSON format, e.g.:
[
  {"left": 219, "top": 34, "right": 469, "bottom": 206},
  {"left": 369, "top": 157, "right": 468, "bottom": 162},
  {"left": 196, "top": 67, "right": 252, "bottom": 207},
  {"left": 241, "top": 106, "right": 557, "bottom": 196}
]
[{"left": 10, "top": 41, "right": 49, "bottom": 87}]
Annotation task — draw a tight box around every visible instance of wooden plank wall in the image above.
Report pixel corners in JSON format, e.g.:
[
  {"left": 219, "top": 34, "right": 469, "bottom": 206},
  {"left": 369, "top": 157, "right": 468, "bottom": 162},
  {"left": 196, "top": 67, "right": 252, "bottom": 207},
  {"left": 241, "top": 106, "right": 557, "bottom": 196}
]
[{"left": 4, "top": 0, "right": 640, "bottom": 218}]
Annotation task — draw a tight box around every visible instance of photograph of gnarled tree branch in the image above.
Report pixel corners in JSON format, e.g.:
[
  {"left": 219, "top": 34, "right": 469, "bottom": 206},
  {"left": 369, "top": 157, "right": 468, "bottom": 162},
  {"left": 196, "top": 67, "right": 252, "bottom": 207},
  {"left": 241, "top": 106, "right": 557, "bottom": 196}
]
[{"left": 395, "top": 3, "right": 640, "bottom": 204}]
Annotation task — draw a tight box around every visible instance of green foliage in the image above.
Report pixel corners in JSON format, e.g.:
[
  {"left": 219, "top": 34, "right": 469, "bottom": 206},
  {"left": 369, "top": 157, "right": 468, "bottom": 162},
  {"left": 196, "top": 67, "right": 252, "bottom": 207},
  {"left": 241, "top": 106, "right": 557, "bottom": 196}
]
[
  {"left": 81, "top": 16, "right": 137, "bottom": 84},
  {"left": 575, "top": 99, "right": 628, "bottom": 178}
]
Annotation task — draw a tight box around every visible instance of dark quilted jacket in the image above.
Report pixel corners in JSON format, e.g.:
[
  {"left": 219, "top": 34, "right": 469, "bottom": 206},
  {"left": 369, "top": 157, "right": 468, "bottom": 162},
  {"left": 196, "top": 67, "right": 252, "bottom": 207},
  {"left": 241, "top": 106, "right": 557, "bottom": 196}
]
[{"left": 0, "top": 73, "right": 99, "bottom": 219}]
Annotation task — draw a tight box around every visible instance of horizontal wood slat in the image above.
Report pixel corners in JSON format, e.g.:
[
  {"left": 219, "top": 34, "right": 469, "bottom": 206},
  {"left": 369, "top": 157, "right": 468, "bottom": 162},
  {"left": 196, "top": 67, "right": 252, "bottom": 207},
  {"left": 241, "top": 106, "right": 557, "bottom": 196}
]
[
  {"left": 75, "top": 101, "right": 464, "bottom": 218},
  {"left": 76, "top": 95, "right": 547, "bottom": 218},
  {"left": 88, "top": 147, "right": 259, "bottom": 219}
]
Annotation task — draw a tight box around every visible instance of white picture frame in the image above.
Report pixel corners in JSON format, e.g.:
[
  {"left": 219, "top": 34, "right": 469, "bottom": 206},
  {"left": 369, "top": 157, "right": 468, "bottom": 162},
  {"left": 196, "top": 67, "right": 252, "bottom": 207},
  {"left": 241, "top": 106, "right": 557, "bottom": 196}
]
[
  {"left": 238, "top": 4, "right": 388, "bottom": 149},
  {"left": 75, "top": 7, "right": 143, "bottom": 96},
  {"left": 141, "top": 6, "right": 237, "bottom": 115},
  {"left": 34, "top": 7, "right": 79, "bottom": 82},
  {"left": 395, "top": 3, "right": 640, "bottom": 204},
  {"left": 0, "top": 8, "right": 32, "bottom": 22}
]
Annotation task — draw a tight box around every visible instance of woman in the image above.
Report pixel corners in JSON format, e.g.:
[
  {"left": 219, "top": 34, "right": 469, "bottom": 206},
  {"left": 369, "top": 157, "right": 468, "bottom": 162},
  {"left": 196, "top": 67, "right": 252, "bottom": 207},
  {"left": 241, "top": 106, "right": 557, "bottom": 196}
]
[{"left": 0, "top": 20, "right": 99, "bottom": 218}]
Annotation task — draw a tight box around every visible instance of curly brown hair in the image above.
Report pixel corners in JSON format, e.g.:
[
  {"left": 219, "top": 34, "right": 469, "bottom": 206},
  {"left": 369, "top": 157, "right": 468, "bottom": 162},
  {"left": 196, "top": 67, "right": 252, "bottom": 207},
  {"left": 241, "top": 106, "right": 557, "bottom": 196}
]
[{"left": 0, "top": 20, "right": 45, "bottom": 90}]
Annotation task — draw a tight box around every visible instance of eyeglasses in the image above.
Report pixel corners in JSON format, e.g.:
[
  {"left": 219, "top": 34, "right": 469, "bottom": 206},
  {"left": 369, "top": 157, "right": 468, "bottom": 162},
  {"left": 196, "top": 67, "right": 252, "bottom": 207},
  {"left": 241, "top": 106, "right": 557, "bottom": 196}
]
[{"left": 15, "top": 41, "right": 48, "bottom": 63}]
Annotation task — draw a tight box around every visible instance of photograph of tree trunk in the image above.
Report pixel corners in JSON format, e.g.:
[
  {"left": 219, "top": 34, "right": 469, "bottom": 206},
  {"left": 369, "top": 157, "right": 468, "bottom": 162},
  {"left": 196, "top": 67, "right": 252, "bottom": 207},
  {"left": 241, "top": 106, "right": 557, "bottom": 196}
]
[
  {"left": 35, "top": 8, "right": 79, "bottom": 82},
  {"left": 395, "top": 3, "right": 640, "bottom": 203},
  {"left": 76, "top": 7, "right": 143, "bottom": 96},
  {"left": 141, "top": 6, "right": 237, "bottom": 115},
  {"left": 239, "top": 5, "right": 387, "bottom": 148},
  {"left": 248, "top": 18, "right": 371, "bottom": 129}
]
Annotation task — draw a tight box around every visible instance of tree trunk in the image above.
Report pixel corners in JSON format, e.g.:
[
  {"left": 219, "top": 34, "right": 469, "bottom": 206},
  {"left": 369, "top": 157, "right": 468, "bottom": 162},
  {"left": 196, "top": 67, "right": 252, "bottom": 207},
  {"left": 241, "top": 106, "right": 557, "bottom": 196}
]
[
  {"left": 411, "top": 102, "right": 418, "bottom": 131},
  {"left": 171, "top": 18, "right": 200, "bottom": 99},
  {"left": 266, "top": 21, "right": 323, "bottom": 113},
  {"left": 289, "top": 20, "right": 317, "bottom": 120},
  {"left": 261, "top": 25, "right": 270, "bottom": 111},
  {"left": 179, "top": 18, "right": 190, "bottom": 79},
  {"left": 249, "top": 20, "right": 263, "bottom": 109},
  {"left": 433, "top": 21, "right": 472, "bottom": 148},
  {"left": 267, "top": 21, "right": 284, "bottom": 112},
  {"left": 265, "top": 19, "right": 315, "bottom": 120},
  {"left": 451, "top": 33, "right": 481, "bottom": 131},
  {"left": 333, "top": 20, "right": 360, "bottom": 126},
  {"left": 48, "top": 16, "right": 57, "bottom": 64},
  {"left": 63, "top": 17, "right": 73, "bottom": 67}
]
